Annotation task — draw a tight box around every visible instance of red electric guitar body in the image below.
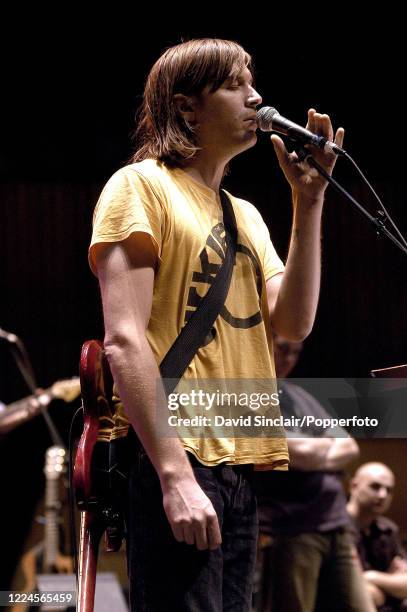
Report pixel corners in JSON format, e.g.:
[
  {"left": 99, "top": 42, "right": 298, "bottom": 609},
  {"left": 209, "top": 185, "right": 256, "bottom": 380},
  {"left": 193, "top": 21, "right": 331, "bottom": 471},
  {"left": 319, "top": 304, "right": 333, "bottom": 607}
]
[{"left": 73, "top": 340, "right": 125, "bottom": 612}]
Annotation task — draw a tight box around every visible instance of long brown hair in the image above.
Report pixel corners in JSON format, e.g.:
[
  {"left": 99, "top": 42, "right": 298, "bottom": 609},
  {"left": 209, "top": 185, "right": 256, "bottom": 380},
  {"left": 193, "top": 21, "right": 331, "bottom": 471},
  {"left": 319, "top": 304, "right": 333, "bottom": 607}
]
[{"left": 131, "top": 38, "right": 253, "bottom": 167}]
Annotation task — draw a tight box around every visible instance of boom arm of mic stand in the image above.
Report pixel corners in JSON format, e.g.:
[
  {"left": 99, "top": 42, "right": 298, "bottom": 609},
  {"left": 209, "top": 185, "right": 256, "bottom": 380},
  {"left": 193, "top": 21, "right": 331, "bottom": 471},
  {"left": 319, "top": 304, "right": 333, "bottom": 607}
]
[
  {"left": 294, "top": 144, "right": 407, "bottom": 257},
  {"left": 8, "top": 337, "right": 64, "bottom": 448}
]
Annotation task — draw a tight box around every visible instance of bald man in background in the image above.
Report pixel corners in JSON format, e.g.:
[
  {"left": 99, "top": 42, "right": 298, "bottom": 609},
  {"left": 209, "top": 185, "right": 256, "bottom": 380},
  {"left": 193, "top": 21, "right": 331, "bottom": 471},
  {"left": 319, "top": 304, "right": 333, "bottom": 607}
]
[{"left": 348, "top": 462, "right": 407, "bottom": 611}]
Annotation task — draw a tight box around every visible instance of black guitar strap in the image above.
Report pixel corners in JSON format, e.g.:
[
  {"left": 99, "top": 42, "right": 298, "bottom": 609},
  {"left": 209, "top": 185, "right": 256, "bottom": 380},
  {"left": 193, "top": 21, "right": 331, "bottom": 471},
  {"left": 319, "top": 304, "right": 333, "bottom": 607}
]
[{"left": 159, "top": 189, "right": 238, "bottom": 395}]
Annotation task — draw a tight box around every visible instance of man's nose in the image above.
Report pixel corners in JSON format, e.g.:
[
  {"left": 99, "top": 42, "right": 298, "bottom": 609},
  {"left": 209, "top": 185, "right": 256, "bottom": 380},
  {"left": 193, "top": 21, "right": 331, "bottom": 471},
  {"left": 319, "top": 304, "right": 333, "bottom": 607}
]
[
  {"left": 248, "top": 87, "right": 262, "bottom": 107},
  {"left": 378, "top": 486, "right": 388, "bottom": 499}
]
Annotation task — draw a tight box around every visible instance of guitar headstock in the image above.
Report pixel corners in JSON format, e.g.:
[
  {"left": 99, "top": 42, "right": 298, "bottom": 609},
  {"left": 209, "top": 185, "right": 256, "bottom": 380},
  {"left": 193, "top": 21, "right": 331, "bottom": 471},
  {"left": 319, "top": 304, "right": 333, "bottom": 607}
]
[{"left": 50, "top": 378, "right": 81, "bottom": 403}]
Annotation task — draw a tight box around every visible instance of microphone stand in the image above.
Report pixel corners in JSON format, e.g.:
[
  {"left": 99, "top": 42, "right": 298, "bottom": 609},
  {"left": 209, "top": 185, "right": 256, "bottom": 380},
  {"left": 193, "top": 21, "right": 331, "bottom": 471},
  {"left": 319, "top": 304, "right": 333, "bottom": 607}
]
[
  {"left": 294, "top": 144, "right": 407, "bottom": 257},
  {"left": 2, "top": 331, "right": 64, "bottom": 448}
]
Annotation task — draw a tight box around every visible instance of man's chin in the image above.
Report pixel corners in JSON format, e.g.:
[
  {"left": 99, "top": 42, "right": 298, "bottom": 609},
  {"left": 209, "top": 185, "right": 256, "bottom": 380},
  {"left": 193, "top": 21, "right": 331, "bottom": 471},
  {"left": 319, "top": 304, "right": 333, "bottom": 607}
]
[
  {"left": 241, "top": 131, "right": 258, "bottom": 150},
  {"left": 372, "top": 505, "right": 386, "bottom": 516}
]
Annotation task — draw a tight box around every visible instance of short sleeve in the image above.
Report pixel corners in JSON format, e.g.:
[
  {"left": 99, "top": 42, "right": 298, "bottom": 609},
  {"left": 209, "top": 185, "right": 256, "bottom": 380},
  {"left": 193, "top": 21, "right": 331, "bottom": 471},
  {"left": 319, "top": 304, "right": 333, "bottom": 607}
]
[
  {"left": 89, "top": 166, "right": 163, "bottom": 275},
  {"left": 261, "top": 221, "right": 285, "bottom": 281}
]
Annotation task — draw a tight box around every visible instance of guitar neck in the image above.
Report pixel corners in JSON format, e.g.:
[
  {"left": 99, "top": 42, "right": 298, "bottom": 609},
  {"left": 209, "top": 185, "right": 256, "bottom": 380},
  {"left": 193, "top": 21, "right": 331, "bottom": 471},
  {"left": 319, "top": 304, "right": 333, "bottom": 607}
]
[
  {"left": 43, "top": 446, "right": 66, "bottom": 573},
  {"left": 0, "top": 377, "right": 80, "bottom": 435},
  {"left": 0, "top": 391, "right": 52, "bottom": 434},
  {"left": 44, "top": 479, "right": 60, "bottom": 571}
]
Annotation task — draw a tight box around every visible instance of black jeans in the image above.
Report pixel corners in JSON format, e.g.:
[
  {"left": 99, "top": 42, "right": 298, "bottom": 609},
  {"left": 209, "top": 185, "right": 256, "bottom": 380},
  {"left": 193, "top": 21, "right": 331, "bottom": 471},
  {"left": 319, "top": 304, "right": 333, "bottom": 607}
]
[{"left": 125, "top": 449, "right": 258, "bottom": 612}]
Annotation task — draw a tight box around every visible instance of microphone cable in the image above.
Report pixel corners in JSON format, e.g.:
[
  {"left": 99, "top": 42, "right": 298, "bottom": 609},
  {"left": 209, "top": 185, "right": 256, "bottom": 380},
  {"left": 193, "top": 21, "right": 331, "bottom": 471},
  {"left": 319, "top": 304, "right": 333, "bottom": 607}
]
[{"left": 341, "top": 150, "right": 407, "bottom": 248}]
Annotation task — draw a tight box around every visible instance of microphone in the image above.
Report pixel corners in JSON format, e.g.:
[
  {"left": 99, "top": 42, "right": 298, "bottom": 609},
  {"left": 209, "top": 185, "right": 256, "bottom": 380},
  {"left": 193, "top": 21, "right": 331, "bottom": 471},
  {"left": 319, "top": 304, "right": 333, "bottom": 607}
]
[{"left": 257, "top": 107, "right": 345, "bottom": 156}]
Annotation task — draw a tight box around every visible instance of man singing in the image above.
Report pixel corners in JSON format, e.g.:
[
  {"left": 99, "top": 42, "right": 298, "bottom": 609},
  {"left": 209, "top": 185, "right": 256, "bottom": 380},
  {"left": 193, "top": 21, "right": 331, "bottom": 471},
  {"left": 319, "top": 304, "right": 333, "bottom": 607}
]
[{"left": 89, "top": 38, "right": 344, "bottom": 611}]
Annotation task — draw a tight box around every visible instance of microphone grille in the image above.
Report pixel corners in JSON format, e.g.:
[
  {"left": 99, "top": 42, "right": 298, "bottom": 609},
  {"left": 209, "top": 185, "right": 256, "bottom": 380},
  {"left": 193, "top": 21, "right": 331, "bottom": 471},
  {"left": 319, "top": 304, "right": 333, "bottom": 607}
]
[{"left": 256, "top": 106, "right": 279, "bottom": 132}]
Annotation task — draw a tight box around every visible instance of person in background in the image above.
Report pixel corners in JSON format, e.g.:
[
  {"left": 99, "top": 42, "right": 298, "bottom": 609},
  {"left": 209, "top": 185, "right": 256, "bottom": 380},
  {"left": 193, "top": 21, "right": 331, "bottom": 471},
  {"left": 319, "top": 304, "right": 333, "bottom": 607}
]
[
  {"left": 254, "top": 335, "right": 374, "bottom": 611},
  {"left": 347, "top": 462, "right": 407, "bottom": 611}
]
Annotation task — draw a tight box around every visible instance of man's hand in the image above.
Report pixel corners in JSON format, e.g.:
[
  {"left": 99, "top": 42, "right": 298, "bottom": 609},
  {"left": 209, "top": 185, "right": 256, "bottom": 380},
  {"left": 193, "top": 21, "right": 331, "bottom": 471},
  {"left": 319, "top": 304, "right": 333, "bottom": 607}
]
[
  {"left": 162, "top": 474, "right": 222, "bottom": 551},
  {"left": 271, "top": 108, "right": 345, "bottom": 202}
]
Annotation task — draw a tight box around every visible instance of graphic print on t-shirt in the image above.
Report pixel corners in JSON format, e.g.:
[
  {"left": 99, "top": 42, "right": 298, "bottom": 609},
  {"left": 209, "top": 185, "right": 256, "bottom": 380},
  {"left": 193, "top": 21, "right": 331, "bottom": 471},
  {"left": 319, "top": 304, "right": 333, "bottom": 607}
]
[{"left": 185, "top": 223, "right": 263, "bottom": 345}]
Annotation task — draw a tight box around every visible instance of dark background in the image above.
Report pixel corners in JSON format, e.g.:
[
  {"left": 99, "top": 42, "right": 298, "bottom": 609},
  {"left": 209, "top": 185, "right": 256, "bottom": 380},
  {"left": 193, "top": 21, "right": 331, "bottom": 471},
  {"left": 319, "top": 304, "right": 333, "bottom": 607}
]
[{"left": 1, "top": 17, "right": 406, "bottom": 588}]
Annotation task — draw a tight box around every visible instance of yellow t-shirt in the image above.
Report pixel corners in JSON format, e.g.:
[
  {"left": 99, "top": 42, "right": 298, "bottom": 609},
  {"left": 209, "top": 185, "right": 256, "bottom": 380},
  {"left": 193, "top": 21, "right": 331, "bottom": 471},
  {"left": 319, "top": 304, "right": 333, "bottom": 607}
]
[{"left": 89, "top": 159, "right": 288, "bottom": 469}]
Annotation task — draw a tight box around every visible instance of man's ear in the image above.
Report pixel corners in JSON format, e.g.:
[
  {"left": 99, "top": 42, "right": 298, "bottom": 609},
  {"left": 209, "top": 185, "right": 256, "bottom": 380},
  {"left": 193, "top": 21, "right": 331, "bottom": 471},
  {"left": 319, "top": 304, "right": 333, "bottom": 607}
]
[{"left": 173, "top": 93, "right": 197, "bottom": 125}]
